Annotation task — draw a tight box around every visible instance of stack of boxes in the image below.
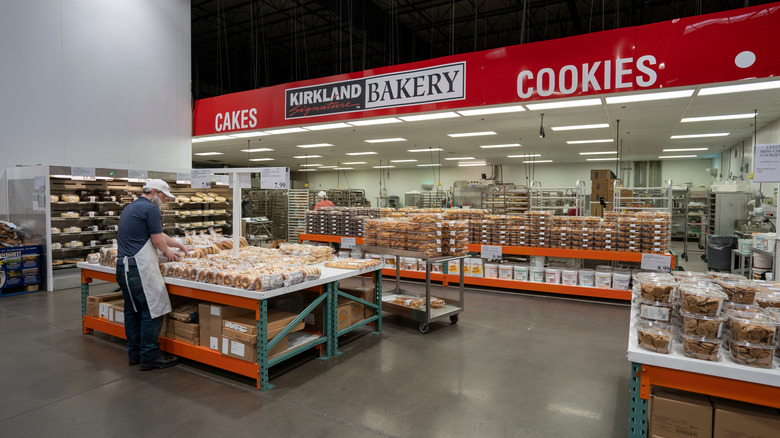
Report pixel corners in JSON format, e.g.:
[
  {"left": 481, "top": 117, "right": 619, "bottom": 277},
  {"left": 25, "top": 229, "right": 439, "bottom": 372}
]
[
  {"left": 525, "top": 211, "right": 553, "bottom": 248},
  {"left": 550, "top": 216, "right": 571, "bottom": 249}
]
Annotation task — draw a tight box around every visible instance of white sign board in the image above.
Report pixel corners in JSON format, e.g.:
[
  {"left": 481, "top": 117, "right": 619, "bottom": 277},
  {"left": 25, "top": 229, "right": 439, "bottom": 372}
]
[
  {"left": 259, "top": 167, "right": 290, "bottom": 189},
  {"left": 71, "top": 167, "right": 96, "bottom": 181},
  {"left": 190, "top": 169, "right": 211, "bottom": 189},
  {"left": 34, "top": 176, "right": 45, "bottom": 191},
  {"left": 481, "top": 245, "right": 502, "bottom": 261},
  {"left": 176, "top": 172, "right": 191, "bottom": 184},
  {"left": 753, "top": 144, "right": 780, "bottom": 182},
  {"left": 128, "top": 170, "right": 148, "bottom": 183},
  {"left": 214, "top": 174, "right": 229, "bottom": 186},
  {"left": 341, "top": 237, "right": 356, "bottom": 249},
  {"left": 641, "top": 253, "right": 672, "bottom": 273},
  {"left": 228, "top": 173, "right": 252, "bottom": 189}
]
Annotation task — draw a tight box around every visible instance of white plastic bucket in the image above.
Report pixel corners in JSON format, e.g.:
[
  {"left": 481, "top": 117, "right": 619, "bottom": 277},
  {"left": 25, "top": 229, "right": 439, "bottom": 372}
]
[
  {"left": 612, "top": 270, "right": 631, "bottom": 290},
  {"left": 595, "top": 269, "right": 612, "bottom": 288},
  {"left": 545, "top": 267, "right": 561, "bottom": 284},
  {"left": 485, "top": 263, "right": 499, "bottom": 279},
  {"left": 753, "top": 253, "right": 773, "bottom": 269},
  {"left": 579, "top": 269, "right": 595, "bottom": 287},
  {"left": 562, "top": 269, "right": 578, "bottom": 285},
  {"left": 514, "top": 264, "right": 529, "bottom": 281},
  {"left": 499, "top": 264, "right": 513, "bottom": 280},
  {"left": 531, "top": 268, "right": 545, "bottom": 283}
]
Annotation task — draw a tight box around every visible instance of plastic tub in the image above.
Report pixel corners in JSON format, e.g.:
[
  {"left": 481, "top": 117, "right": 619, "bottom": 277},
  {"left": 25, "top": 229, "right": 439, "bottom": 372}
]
[
  {"left": 672, "top": 271, "right": 709, "bottom": 281},
  {"left": 679, "top": 285, "right": 728, "bottom": 316},
  {"left": 561, "top": 269, "right": 578, "bottom": 286},
  {"left": 485, "top": 263, "right": 499, "bottom": 279},
  {"left": 727, "top": 337, "right": 775, "bottom": 368},
  {"left": 755, "top": 290, "right": 780, "bottom": 309},
  {"left": 636, "top": 298, "right": 676, "bottom": 323},
  {"left": 636, "top": 278, "right": 677, "bottom": 303},
  {"left": 714, "top": 279, "right": 762, "bottom": 304},
  {"left": 726, "top": 308, "right": 778, "bottom": 345},
  {"left": 531, "top": 268, "right": 545, "bottom": 283},
  {"left": 612, "top": 270, "right": 631, "bottom": 291},
  {"left": 545, "top": 267, "right": 561, "bottom": 284},
  {"left": 595, "top": 269, "right": 612, "bottom": 289},
  {"left": 514, "top": 264, "right": 529, "bottom": 281},
  {"left": 499, "top": 264, "right": 513, "bottom": 280},
  {"left": 579, "top": 269, "right": 595, "bottom": 287},
  {"left": 635, "top": 320, "right": 674, "bottom": 354},
  {"left": 679, "top": 309, "right": 726, "bottom": 338},
  {"left": 680, "top": 333, "right": 722, "bottom": 361}
]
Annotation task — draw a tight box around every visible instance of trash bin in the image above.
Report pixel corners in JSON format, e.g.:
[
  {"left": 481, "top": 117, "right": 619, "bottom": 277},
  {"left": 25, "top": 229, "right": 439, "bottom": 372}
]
[{"left": 707, "top": 235, "right": 737, "bottom": 271}]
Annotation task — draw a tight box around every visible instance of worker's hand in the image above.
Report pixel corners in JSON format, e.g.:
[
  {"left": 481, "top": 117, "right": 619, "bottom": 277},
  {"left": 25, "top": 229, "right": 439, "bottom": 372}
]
[
  {"left": 181, "top": 245, "right": 192, "bottom": 256},
  {"left": 165, "top": 248, "right": 182, "bottom": 262}
]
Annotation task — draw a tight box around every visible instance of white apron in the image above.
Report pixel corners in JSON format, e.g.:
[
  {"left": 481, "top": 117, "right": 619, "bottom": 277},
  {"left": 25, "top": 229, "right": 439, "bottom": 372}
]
[{"left": 122, "top": 239, "right": 171, "bottom": 318}]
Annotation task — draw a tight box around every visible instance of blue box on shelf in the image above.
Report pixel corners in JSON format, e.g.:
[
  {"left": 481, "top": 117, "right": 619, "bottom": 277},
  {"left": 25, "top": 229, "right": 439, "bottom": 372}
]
[{"left": 1, "top": 245, "right": 40, "bottom": 291}]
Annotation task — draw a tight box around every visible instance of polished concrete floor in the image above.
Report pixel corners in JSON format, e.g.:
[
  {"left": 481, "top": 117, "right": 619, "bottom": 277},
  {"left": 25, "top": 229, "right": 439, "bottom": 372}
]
[{"left": 0, "top": 241, "right": 702, "bottom": 437}]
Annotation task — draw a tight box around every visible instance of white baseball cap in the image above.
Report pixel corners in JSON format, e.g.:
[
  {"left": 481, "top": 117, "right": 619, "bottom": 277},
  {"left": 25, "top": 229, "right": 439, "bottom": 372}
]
[
  {"left": 318, "top": 191, "right": 327, "bottom": 198},
  {"left": 143, "top": 179, "right": 175, "bottom": 198}
]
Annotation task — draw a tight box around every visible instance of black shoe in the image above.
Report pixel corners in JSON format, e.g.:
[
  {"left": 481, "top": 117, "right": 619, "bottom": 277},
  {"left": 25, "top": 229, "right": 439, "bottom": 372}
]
[
  {"left": 129, "top": 359, "right": 140, "bottom": 366},
  {"left": 139, "top": 354, "right": 178, "bottom": 371}
]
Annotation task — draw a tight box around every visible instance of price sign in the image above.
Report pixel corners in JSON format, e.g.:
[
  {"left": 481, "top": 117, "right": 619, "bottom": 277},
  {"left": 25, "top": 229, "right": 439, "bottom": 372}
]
[
  {"left": 190, "top": 169, "right": 211, "bottom": 189},
  {"left": 176, "top": 172, "right": 191, "bottom": 184},
  {"left": 481, "top": 245, "right": 502, "bottom": 261},
  {"left": 341, "top": 237, "right": 356, "bottom": 249},
  {"left": 34, "top": 176, "right": 45, "bottom": 191},
  {"left": 754, "top": 144, "right": 780, "bottom": 182},
  {"left": 214, "top": 174, "right": 229, "bottom": 186},
  {"left": 259, "top": 167, "right": 290, "bottom": 189},
  {"left": 641, "top": 253, "right": 672, "bottom": 272},
  {"left": 128, "top": 169, "right": 148, "bottom": 183},
  {"left": 71, "top": 167, "right": 96, "bottom": 181}
]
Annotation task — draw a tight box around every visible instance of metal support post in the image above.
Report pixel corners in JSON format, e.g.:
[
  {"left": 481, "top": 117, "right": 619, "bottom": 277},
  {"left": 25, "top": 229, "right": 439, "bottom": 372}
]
[
  {"left": 258, "top": 299, "right": 273, "bottom": 391},
  {"left": 81, "top": 280, "right": 89, "bottom": 334},
  {"left": 373, "top": 270, "right": 382, "bottom": 335},
  {"left": 329, "top": 282, "right": 342, "bottom": 356},
  {"left": 629, "top": 362, "right": 649, "bottom": 438}
]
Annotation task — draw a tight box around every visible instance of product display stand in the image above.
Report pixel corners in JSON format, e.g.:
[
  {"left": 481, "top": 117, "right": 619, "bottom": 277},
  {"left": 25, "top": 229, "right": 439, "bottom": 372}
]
[
  {"left": 78, "top": 262, "right": 382, "bottom": 390},
  {"left": 361, "top": 245, "right": 466, "bottom": 334},
  {"left": 626, "top": 313, "right": 780, "bottom": 438}
]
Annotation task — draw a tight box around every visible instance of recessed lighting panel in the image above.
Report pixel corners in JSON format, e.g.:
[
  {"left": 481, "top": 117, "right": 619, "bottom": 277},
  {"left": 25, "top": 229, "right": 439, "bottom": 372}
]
[
  {"left": 365, "top": 138, "right": 406, "bottom": 143},
  {"left": 231, "top": 131, "right": 271, "bottom": 138},
  {"left": 444, "top": 157, "right": 476, "bottom": 161},
  {"left": 193, "top": 135, "right": 234, "bottom": 142},
  {"left": 249, "top": 158, "right": 274, "bottom": 161},
  {"left": 297, "top": 143, "right": 333, "bottom": 148},
  {"left": 662, "top": 148, "right": 709, "bottom": 152},
  {"left": 372, "top": 165, "right": 395, "bottom": 169},
  {"left": 526, "top": 98, "right": 601, "bottom": 111},
  {"left": 342, "top": 161, "right": 367, "bottom": 165},
  {"left": 523, "top": 160, "right": 552, "bottom": 163},
  {"left": 194, "top": 152, "right": 223, "bottom": 156},
  {"left": 408, "top": 148, "right": 444, "bottom": 152},
  {"left": 659, "top": 155, "right": 698, "bottom": 159},
  {"left": 605, "top": 89, "right": 694, "bottom": 104},
  {"left": 417, "top": 164, "right": 441, "bottom": 167},
  {"left": 480, "top": 143, "right": 521, "bottom": 149},
  {"left": 586, "top": 158, "right": 618, "bottom": 161},
  {"left": 240, "top": 148, "right": 274, "bottom": 152},
  {"left": 399, "top": 112, "right": 460, "bottom": 122},
  {"left": 265, "top": 127, "right": 308, "bottom": 134},
  {"left": 458, "top": 162, "right": 489, "bottom": 167},
  {"left": 670, "top": 133, "right": 728, "bottom": 139},
  {"left": 681, "top": 114, "right": 754, "bottom": 123},
  {"left": 298, "top": 169, "right": 317, "bottom": 172},
  {"left": 292, "top": 155, "right": 322, "bottom": 159},
  {"left": 507, "top": 154, "right": 541, "bottom": 158},
  {"left": 345, "top": 152, "right": 377, "bottom": 156},
  {"left": 457, "top": 105, "right": 525, "bottom": 116},
  {"left": 333, "top": 167, "right": 354, "bottom": 170},
  {"left": 447, "top": 131, "right": 497, "bottom": 138},
  {"left": 304, "top": 122, "right": 351, "bottom": 131},
  {"left": 299, "top": 164, "right": 322, "bottom": 167},
  {"left": 347, "top": 118, "right": 402, "bottom": 126},
  {"left": 389, "top": 159, "right": 417, "bottom": 163},
  {"left": 698, "top": 80, "right": 780, "bottom": 96},
  {"left": 551, "top": 123, "right": 609, "bottom": 131},
  {"left": 579, "top": 151, "right": 617, "bottom": 156},
  {"left": 567, "top": 139, "right": 614, "bottom": 144}
]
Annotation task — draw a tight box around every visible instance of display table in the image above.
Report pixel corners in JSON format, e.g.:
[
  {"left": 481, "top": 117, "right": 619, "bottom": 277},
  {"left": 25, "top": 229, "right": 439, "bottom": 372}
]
[
  {"left": 78, "top": 261, "right": 382, "bottom": 390},
  {"left": 626, "top": 314, "right": 780, "bottom": 437}
]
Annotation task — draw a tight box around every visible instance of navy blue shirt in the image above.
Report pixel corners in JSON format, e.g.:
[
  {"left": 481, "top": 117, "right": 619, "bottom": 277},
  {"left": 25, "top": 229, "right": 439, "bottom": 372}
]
[{"left": 117, "top": 197, "right": 163, "bottom": 262}]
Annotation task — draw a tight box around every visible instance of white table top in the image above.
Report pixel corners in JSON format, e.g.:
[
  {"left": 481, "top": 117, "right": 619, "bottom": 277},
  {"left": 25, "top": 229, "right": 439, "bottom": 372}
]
[
  {"left": 627, "top": 311, "right": 780, "bottom": 388},
  {"left": 77, "top": 261, "right": 381, "bottom": 301}
]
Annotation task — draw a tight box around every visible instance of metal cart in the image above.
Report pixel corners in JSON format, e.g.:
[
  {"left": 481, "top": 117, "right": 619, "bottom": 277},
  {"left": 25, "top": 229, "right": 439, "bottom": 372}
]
[{"left": 362, "top": 245, "right": 467, "bottom": 334}]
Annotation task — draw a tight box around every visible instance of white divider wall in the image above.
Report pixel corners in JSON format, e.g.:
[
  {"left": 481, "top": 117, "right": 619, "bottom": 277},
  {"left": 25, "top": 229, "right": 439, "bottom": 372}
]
[{"left": 0, "top": 0, "right": 192, "bottom": 217}]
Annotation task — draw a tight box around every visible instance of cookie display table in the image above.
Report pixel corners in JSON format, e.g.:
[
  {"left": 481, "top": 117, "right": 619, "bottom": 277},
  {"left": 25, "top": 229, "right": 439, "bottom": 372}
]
[
  {"left": 299, "top": 234, "right": 676, "bottom": 301},
  {"left": 78, "top": 261, "right": 382, "bottom": 390},
  {"left": 626, "top": 313, "right": 780, "bottom": 438}
]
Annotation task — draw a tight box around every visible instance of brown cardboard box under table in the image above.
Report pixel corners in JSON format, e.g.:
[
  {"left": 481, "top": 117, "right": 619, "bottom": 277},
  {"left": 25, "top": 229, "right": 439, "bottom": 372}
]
[
  {"left": 711, "top": 397, "right": 780, "bottom": 438},
  {"left": 649, "top": 389, "right": 713, "bottom": 438}
]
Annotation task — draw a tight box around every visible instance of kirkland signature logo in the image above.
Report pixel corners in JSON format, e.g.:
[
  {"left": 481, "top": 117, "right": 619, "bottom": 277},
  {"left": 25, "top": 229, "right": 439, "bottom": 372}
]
[{"left": 285, "top": 62, "right": 466, "bottom": 119}]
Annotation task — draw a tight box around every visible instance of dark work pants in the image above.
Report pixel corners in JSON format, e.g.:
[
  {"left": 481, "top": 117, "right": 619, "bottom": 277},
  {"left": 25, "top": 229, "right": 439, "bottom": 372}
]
[{"left": 116, "top": 265, "right": 163, "bottom": 363}]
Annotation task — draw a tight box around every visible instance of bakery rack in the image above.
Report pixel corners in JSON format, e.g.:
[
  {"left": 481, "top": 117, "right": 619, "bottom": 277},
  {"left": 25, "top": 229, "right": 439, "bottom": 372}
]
[
  {"left": 529, "top": 180, "right": 586, "bottom": 215},
  {"left": 287, "top": 189, "right": 310, "bottom": 242},
  {"left": 613, "top": 179, "right": 673, "bottom": 214},
  {"left": 480, "top": 185, "right": 531, "bottom": 215},
  {"left": 360, "top": 245, "right": 466, "bottom": 334}
]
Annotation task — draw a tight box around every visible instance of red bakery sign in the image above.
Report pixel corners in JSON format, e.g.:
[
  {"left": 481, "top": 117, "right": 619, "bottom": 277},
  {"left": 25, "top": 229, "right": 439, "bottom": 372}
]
[{"left": 194, "top": 2, "right": 780, "bottom": 136}]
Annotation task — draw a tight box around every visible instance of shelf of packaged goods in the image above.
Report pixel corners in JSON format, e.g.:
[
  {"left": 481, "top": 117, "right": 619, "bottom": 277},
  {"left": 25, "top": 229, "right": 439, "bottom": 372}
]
[
  {"left": 78, "top": 263, "right": 382, "bottom": 391},
  {"left": 52, "top": 230, "right": 118, "bottom": 236},
  {"left": 51, "top": 216, "right": 120, "bottom": 221},
  {"left": 466, "top": 244, "right": 674, "bottom": 265}
]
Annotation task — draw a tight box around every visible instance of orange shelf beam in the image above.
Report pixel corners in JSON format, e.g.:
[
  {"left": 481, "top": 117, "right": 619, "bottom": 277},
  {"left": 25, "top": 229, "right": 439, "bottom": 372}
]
[
  {"left": 638, "top": 364, "right": 780, "bottom": 409},
  {"left": 299, "top": 234, "right": 364, "bottom": 244}
]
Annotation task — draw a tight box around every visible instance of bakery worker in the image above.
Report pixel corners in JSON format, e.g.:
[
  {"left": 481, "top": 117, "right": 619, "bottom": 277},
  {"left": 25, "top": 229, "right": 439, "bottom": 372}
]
[
  {"left": 116, "top": 179, "right": 190, "bottom": 370},
  {"left": 314, "top": 190, "right": 335, "bottom": 210}
]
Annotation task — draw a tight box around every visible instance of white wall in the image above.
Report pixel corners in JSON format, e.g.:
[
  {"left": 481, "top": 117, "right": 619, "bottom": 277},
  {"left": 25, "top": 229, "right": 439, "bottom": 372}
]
[
  {"left": 716, "top": 117, "right": 780, "bottom": 199},
  {"left": 660, "top": 159, "right": 714, "bottom": 189},
  {"left": 1, "top": 0, "right": 191, "bottom": 214}
]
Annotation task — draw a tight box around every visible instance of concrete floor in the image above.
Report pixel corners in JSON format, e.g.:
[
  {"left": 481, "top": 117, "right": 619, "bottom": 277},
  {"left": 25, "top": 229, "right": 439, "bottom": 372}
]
[{"left": 1, "top": 241, "right": 705, "bottom": 437}]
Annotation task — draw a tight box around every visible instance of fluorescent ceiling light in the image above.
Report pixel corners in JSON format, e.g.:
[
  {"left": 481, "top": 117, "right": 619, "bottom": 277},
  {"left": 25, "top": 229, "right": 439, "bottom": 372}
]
[
  {"left": 299, "top": 164, "right": 322, "bottom": 167},
  {"left": 698, "top": 80, "right": 780, "bottom": 96},
  {"left": 458, "top": 162, "right": 489, "bottom": 167},
  {"left": 523, "top": 160, "right": 553, "bottom": 163},
  {"left": 444, "top": 157, "right": 476, "bottom": 161},
  {"left": 659, "top": 155, "right": 698, "bottom": 159},
  {"left": 345, "top": 151, "right": 377, "bottom": 155},
  {"left": 304, "top": 122, "right": 351, "bottom": 131},
  {"left": 526, "top": 98, "right": 601, "bottom": 111},
  {"left": 399, "top": 112, "right": 460, "bottom": 122},
  {"left": 333, "top": 167, "right": 353, "bottom": 170},
  {"left": 240, "top": 148, "right": 274, "bottom": 152},
  {"left": 447, "top": 131, "right": 497, "bottom": 138},
  {"left": 663, "top": 148, "right": 709, "bottom": 152},
  {"left": 373, "top": 165, "right": 395, "bottom": 169},
  {"left": 365, "top": 138, "right": 406, "bottom": 143},
  {"left": 605, "top": 89, "right": 694, "bottom": 104},
  {"left": 299, "top": 144, "right": 333, "bottom": 149},
  {"left": 194, "top": 152, "right": 223, "bottom": 156},
  {"left": 551, "top": 123, "right": 609, "bottom": 131},
  {"left": 567, "top": 139, "right": 614, "bottom": 144},
  {"left": 292, "top": 155, "right": 322, "bottom": 159},
  {"left": 249, "top": 158, "right": 274, "bottom": 161},
  {"left": 265, "top": 127, "right": 308, "bottom": 134},
  {"left": 457, "top": 105, "right": 525, "bottom": 116},
  {"left": 681, "top": 114, "right": 755, "bottom": 123},
  {"left": 342, "top": 161, "right": 367, "bottom": 165},
  {"left": 298, "top": 169, "right": 317, "bottom": 172},
  {"left": 390, "top": 159, "right": 417, "bottom": 163},
  {"left": 347, "top": 118, "right": 402, "bottom": 126},
  {"left": 480, "top": 143, "right": 521, "bottom": 149},
  {"left": 230, "top": 131, "right": 271, "bottom": 138},
  {"left": 579, "top": 151, "right": 617, "bottom": 156},
  {"left": 194, "top": 135, "right": 234, "bottom": 142},
  {"left": 191, "top": 138, "right": 205, "bottom": 143},
  {"left": 319, "top": 165, "right": 337, "bottom": 168},
  {"left": 408, "top": 148, "right": 444, "bottom": 152},
  {"left": 586, "top": 157, "right": 619, "bottom": 161},
  {"left": 671, "top": 133, "right": 728, "bottom": 139},
  {"left": 507, "top": 154, "right": 541, "bottom": 158},
  {"left": 417, "top": 164, "right": 441, "bottom": 167}
]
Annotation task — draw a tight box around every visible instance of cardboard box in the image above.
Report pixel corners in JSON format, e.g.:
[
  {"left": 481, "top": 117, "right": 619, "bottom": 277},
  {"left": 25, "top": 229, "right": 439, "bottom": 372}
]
[
  {"left": 590, "top": 202, "right": 614, "bottom": 218},
  {"left": 220, "top": 334, "right": 288, "bottom": 362},
  {"left": 339, "top": 284, "right": 376, "bottom": 322},
  {"left": 591, "top": 169, "right": 617, "bottom": 180},
  {"left": 712, "top": 397, "right": 780, "bottom": 438},
  {"left": 303, "top": 297, "right": 354, "bottom": 332},
  {"left": 108, "top": 301, "right": 125, "bottom": 325},
  {"left": 650, "top": 389, "right": 713, "bottom": 438},
  {"left": 87, "top": 292, "right": 123, "bottom": 317},
  {"left": 198, "top": 303, "right": 250, "bottom": 351}
]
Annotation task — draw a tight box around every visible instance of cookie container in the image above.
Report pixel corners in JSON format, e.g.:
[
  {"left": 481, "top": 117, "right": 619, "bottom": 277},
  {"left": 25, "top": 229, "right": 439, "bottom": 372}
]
[
  {"left": 680, "top": 333, "right": 722, "bottom": 361},
  {"left": 635, "top": 277, "right": 677, "bottom": 303},
  {"left": 725, "top": 308, "right": 778, "bottom": 345},
  {"left": 755, "top": 290, "right": 780, "bottom": 308},
  {"left": 727, "top": 337, "right": 776, "bottom": 368},
  {"left": 679, "top": 309, "right": 726, "bottom": 337},
  {"left": 715, "top": 279, "right": 761, "bottom": 304},
  {"left": 679, "top": 285, "right": 727, "bottom": 316},
  {"left": 636, "top": 298, "right": 677, "bottom": 323},
  {"left": 635, "top": 320, "right": 675, "bottom": 354}
]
